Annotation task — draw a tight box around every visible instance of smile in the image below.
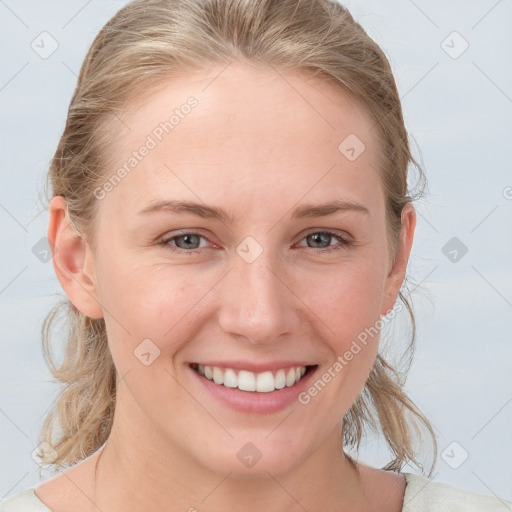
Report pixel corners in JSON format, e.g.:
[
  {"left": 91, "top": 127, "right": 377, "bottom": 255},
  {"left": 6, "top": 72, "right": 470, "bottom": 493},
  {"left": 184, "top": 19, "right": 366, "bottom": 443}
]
[{"left": 190, "top": 363, "right": 312, "bottom": 393}]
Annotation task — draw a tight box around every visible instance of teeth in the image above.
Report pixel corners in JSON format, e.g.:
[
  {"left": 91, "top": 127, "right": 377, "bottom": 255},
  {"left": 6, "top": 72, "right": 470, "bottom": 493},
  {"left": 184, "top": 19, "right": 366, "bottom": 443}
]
[
  {"left": 256, "top": 371, "right": 274, "bottom": 393},
  {"left": 223, "top": 368, "right": 238, "bottom": 388},
  {"left": 238, "top": 370, "right": 256, "bottom": 392},
  {"left": 275, "top": 369, "right": 286, "bottom": 389},
  {"left": 285, "top": 368, "right": 296, "bottom": 387},
  {"left": 194, "top": 364, "right": 308, "bottom": 393},
  {"left": 212, "top": 367, "right": 223, "bottom": 385}
]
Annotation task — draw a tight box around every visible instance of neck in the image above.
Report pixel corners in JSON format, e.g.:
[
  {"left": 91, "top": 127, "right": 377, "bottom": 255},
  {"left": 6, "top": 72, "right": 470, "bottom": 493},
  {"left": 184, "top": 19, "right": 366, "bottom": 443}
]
[{"left": 92, "top": 410, "right": 374, "bottom": 512}]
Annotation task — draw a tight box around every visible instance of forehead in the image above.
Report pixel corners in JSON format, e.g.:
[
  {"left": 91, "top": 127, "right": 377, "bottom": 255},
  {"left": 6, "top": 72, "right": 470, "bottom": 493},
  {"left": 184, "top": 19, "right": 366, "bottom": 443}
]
[{"left": 99, "top": 62, "right": 383, "bottom": 217}]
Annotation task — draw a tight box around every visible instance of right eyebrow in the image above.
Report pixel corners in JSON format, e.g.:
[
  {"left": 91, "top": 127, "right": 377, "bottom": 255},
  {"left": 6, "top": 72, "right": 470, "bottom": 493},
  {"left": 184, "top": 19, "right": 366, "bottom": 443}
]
[{"left": 137, "top": 200, "right": 235, "bottom": 224}]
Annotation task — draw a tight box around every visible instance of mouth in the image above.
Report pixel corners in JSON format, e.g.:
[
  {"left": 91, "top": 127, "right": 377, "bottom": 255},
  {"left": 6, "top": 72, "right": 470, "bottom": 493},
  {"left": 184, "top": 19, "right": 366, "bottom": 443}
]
[{"left": 189, "top": 363, "right": 317, "bottom": 393}]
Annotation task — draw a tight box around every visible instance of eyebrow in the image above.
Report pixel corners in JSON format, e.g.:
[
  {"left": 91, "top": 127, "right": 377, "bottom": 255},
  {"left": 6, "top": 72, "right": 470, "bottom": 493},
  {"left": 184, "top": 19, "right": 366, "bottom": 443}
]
[{"left": 137, "top": 199, "right": 369, "bottom": 223}]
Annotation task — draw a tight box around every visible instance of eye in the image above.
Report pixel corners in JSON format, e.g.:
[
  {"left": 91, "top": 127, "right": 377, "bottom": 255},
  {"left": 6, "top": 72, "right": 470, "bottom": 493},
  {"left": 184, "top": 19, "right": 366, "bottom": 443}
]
[
  {"left": 158, "top": 230, "right": 352, "bottom": 255},
  {"left": 159, "top": 231, "right": 212, "bottom": 254},
  {"left": 296, "top": 230, "right": 352, "bottom": 253}
]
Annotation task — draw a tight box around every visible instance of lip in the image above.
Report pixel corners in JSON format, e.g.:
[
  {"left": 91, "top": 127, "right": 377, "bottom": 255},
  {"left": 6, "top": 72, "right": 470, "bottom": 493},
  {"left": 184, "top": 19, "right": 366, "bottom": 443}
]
[{"left": 186, "top": 362, "right": 319, "bottom": 414}]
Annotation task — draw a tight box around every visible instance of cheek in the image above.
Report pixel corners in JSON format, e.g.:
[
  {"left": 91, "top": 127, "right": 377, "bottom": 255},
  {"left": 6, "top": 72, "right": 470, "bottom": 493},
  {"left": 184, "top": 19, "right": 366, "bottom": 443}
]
[
  {"left": 294, "top": 261, "right": 387, "bottom": 419},
  {"left": 95, "top": 257, "right": 212, "bottom": 362},
  {"left": 295, "top": 257, "right": 387, "bottom": 352}
]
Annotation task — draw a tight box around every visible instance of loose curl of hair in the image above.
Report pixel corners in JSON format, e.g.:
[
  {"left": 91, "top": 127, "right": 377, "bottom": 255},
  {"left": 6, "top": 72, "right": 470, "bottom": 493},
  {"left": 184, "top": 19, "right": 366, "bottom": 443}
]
[{"left": 37, "top": 0, "right": 438, "bottom": 476}]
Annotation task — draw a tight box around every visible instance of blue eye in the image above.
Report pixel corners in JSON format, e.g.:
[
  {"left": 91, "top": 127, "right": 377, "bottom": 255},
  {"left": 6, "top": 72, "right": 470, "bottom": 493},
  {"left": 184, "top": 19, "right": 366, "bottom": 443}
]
[
  {"left": 299, "top": 231, "right": 351, "bottom": 253},
  {"left": 158, "top": 230, "right": 351, "bottom": 255},
  {"left": 159, "top": 232, "right": 210, "bottom": 254}
]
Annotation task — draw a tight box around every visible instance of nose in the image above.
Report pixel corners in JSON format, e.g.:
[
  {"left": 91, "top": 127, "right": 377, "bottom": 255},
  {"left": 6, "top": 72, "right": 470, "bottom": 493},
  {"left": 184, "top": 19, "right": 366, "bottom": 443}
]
[{"left": 217, "top": 245, "right": 298, "bottom": 346}]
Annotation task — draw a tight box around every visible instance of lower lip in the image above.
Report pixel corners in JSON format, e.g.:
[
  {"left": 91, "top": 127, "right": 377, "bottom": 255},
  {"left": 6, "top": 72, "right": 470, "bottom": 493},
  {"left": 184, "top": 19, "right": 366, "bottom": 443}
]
[{"left": 187, "top": 365, "right": 318, "bottom": 414}]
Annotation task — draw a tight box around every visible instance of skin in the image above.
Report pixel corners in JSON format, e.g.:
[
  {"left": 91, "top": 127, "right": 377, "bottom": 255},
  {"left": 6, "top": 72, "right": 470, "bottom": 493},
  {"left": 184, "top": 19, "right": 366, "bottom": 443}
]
[{"left": 38, "top": 61, "right": 414, "bottom": 512}]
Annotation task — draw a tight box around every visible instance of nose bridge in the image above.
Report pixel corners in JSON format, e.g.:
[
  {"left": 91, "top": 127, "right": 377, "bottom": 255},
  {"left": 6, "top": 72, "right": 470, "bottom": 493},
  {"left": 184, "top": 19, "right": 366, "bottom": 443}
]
[{"left": 217, "top": 238, "right": 293, "bottom": 344}]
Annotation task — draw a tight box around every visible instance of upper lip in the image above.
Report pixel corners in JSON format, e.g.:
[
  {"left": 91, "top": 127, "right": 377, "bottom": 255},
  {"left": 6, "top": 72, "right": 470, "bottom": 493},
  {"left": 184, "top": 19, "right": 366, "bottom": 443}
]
[{"left": 189, "top": 361, "right": 317, "bottom": 373}]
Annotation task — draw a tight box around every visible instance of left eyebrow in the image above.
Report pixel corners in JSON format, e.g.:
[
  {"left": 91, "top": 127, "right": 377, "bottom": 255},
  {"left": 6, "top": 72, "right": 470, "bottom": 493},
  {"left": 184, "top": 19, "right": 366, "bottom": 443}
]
[
  {"left": 137, "top": 199, "right": 369, "bottom": 223},
  {"left": 291, "top": 200, "right": 370, "bottom": 219}
]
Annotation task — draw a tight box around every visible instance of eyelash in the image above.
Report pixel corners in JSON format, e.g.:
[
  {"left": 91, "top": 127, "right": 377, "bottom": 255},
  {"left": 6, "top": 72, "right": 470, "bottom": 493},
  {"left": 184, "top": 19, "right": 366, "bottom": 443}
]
[{"left": 158, "top": 230, "right": 352, "bottom": 255}]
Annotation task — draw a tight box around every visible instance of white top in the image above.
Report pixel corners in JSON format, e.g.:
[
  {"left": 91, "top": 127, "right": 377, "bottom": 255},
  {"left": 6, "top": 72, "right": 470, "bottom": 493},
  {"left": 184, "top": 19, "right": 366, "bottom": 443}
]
[{"left": 1, "top": 472, "right": 511, "bottom": 511}]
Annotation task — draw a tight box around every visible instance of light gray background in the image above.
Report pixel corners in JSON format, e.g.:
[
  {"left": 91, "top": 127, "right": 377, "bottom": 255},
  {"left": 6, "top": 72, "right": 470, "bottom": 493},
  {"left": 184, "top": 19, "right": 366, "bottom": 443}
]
[{"left": 1, "top": 0, "right": 511, "bottom": 502}]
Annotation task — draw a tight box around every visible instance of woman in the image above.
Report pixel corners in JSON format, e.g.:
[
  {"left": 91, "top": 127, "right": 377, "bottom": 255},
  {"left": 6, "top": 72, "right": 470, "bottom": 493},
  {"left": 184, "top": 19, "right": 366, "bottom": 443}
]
[{"left": 1, "top": 0, "right": 510, "bottom": 510}]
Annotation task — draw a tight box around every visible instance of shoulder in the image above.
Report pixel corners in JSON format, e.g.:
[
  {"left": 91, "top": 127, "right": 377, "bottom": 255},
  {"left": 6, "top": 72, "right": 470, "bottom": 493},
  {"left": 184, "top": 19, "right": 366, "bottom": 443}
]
[
  {"left": 402, "top": 472, "right": 512, "bottom": 512},
  {"left": 0, "top": 488, "right": 52, "bottom": 512}
]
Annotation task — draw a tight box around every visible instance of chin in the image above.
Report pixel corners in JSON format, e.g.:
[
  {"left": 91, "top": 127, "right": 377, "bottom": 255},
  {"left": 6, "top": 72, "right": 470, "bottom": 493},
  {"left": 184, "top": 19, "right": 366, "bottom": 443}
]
[{"left": 189, "top": 435, "right": 308, "bottom": 478}]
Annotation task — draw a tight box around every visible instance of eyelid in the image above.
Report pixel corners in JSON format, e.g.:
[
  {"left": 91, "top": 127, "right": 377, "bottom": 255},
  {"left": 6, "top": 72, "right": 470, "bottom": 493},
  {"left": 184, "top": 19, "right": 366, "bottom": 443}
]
[
  {"left": 158, "top": 228, "right": 354, "bottom": 253},
  {"left": 157, "top": 229, "right": 215, "bottom": 246},
  {"left": 157, "top": 228, "right": 350, "bottom": 243},
  {"left": 299, "top": 227, "right": 352, "bottom": 241}
]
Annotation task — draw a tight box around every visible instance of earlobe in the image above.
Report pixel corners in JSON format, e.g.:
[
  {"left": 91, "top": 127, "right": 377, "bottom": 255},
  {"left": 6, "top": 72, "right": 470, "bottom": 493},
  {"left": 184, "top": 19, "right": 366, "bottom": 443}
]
[
  {"left": 48, "top": 196, "right": 104, "bottom": 319},
  {"left": 381, "top": 203, "right": 416, "bottom": 316}
]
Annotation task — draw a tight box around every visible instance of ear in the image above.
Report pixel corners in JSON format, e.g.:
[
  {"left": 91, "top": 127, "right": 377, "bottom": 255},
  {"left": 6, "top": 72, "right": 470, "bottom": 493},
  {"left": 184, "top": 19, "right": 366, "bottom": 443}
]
[
  {"left": 380, "top": 202, "right": 416, "bottom": 316},
  {"left": 48, "top": 196, "right": 104, "bottom": 319}
]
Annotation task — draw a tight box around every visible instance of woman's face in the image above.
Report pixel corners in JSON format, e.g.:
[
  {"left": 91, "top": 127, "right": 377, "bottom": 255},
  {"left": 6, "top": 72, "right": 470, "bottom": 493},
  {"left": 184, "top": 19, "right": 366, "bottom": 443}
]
[{"left": 80, "top": 62, "right": 412, "bottom": 476}]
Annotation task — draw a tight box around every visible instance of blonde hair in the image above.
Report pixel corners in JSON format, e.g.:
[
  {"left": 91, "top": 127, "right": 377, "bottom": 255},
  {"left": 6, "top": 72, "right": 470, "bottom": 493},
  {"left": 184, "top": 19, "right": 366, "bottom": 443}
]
[{"left": 38, "top": 0, "right": 437, "bottom": 475}]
